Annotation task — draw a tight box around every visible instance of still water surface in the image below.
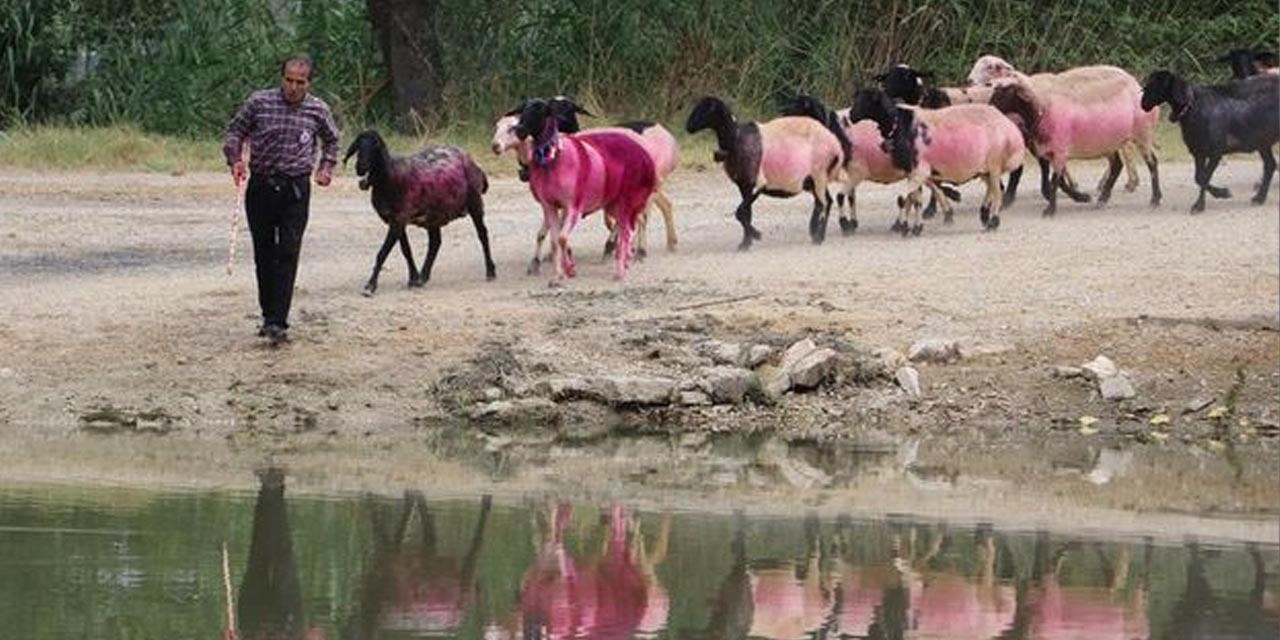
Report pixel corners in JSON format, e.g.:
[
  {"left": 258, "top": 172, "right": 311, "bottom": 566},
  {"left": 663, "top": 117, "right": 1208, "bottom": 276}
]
[{"left": 0, "top": 469, "right": 1275, "bottom": 639}]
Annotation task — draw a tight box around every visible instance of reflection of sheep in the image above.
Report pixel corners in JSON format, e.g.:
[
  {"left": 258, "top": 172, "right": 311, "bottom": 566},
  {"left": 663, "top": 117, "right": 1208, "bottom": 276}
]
[
  {"left": 686, "top": 96, "right": 845, "bottom": 249},
  {"left": 344, "top": 130, "right": 495, "bottom": 296},
  {"left": 1141, "top": 71, "right": 1278, "bottom": 212}
]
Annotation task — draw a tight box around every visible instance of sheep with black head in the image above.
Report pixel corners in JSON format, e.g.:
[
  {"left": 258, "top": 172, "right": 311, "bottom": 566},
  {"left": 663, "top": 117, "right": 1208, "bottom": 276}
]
[{"left": 345, "top": 129, "right": 496, "bottom": 296}]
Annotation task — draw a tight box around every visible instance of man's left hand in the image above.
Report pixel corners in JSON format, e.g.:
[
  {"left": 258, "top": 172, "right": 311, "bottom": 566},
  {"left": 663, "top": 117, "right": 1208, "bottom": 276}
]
[{"left": 315, "top": 166, "right": 333, "bottom": 187}]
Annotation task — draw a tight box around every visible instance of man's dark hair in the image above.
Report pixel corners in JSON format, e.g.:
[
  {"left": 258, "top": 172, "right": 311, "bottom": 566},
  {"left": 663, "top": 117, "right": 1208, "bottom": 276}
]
[{"left": 280, "top": 54, "right": 315, "bottom": 79}]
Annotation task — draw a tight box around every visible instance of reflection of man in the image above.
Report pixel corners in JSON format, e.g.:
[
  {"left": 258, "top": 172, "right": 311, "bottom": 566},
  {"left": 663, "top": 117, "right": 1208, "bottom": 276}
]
[{"left": 226, "top": 467, "right": 325, "bottom": 640}]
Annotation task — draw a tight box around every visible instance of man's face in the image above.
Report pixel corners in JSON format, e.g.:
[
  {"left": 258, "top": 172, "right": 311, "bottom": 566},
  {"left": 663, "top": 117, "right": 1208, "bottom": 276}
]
[{"left": 281, "top": 62, "right": 311, "bottom": 104}]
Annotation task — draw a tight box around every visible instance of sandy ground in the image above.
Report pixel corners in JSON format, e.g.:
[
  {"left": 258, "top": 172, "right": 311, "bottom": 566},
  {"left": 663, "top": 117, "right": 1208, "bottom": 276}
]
[{"left": 0, "top": 158, "right": 1277, "bottom": 539}]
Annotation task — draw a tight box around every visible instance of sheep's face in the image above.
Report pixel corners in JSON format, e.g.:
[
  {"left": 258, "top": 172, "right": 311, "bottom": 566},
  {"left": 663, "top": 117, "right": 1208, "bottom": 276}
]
[
  {"left": 848, "top": 89, "right": 896, "bottom": 137},
  {"left": 876, "top": 65, "right": 931, "bottom": 106},
  {"left": 491, "top": 114, "right": 522, "bottom": 155},
  {"left": 1140, "top": 71, "right": 1190, "bottom": 121},
  {"left": 343, "top": 129, "right": 386, "bottom": 190},
  {"left": 685, "top": 97, "right": 732, "bottom": 135},
  {"left": 968, "top": 55, "right": 1015, "bottom": 85}
]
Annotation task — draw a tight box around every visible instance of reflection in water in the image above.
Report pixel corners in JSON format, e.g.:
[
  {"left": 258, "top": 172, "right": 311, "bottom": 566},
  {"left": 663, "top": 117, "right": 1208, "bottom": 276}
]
[
  {"left": 0, "top": 477, "right": 1276, "bottom": 639},
  {"left": 485, "top": 504, "right": 671, "bottom": 640},
  {"left": 232, "top": 467, "right": 325, "bottom": 640},
  {"left": 346, "top": 491, "right": 492, "bottom": 638}
]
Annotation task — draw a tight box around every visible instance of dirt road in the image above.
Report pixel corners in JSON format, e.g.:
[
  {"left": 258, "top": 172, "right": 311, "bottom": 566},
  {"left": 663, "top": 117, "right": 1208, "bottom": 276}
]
[{"left": 0, "top": 159, "right": 1277, "bottom": 528}]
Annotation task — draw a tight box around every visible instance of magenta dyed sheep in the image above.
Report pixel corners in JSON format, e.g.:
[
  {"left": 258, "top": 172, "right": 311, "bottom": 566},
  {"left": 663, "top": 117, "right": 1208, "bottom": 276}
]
[
  {"left": 344, "top": 129, "right": 495, "bottom": 296},
  {"left": 492, "top": 101, "right": 679, "bottom": 273},
  {"left": 513, "top": 98, "right": 658, "bottom": 282}
]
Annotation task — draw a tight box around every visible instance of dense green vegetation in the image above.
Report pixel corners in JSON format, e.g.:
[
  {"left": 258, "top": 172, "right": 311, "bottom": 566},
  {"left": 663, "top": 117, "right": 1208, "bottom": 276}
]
[{"left": 3, "top": 0, "right": 1275, "bottom": 136}]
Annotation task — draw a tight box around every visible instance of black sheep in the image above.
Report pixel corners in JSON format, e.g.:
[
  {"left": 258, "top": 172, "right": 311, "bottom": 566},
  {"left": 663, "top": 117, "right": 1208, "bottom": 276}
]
[
  {"left": 1141, "top": 72, "right": 1278, "bottom": 213},
  {"left": 1218, "top": 48, "right": 1280, "bottom": 80},
  {"left": 344, "top": 130, "right": 496, "bottom": 295}
]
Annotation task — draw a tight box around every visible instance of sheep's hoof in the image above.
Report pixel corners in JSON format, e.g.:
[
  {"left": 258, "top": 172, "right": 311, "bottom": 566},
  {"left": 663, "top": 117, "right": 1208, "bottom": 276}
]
[
  {"left": 737, "top": 240, "right": 753, "bottom": 252},
  {"left": 486, "top": 268, "right": 497, "bottom": 281},
  {"left": 408, "top": 278, "right": 424, "bottom": 288},
  {"left": 1150, "top": 196, "right": 1162, "bottom": 208},
  {"left": 1190, "top": 201, "right": 1205, "bottom": 214},
  {"left": 526, "top": 258, "right": 541, "bottom": 276},
  {"left": 547, "top": 279, "right": 564, "bottom": 289},
  {"left": 910, "top": 224, "right": 924, "bottom": 237},
  {"left": 362, "top": 283, "right": 377, "bottom": 297},
  {"left": 636, "top": 246, "right": 648, "bottom": 260},
  {"left": 943, "top": 211, "right": 954, "bottom": 225},
  {"left": 1208, "top": 186, "right": 1231, "bottom": 199},
  {"left": 1251, "top": 193, "right": 1268, "bottom": 205},
  {"left": 890, "top": 220, "right": 906, "bottom": 233},
  {"left": 1124, "top": 179, "right": 1139, "bottom": 193},
  {"left": 750, "top": 227, "right": 763, "bottom": 241},
  {"left": 838, "top": 217, "right": 857, "bottom": 235},
  {"left": 985, "top": 216, "right": 1001, "bottom": 231},
  {"left": 1041, "top": 206, "right": 1056, "bottom": 218}
]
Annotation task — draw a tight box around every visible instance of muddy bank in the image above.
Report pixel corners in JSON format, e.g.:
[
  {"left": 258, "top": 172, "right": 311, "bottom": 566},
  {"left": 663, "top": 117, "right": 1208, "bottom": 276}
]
[{"left": 0, "top": 164, "right": 1277, "bottom": 531}]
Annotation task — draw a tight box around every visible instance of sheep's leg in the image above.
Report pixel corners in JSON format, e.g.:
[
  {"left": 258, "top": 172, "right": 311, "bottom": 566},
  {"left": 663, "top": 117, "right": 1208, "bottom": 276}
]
[
  {"left": 399, "top": 229, "right": 421, "bottom": 287},
  {"left": 837, "top": 185, "right": 859, "bottom": 236},
  {"left": 1143, "top": 146, "right": 1162, "bottom": 208},
  {"left": 602, "top": 213, "right": 618, "bottom": 259},
  {"left": 1057, "top": 170, "right": 1092, "bottom": 204},
  {"left": 1095, "top": 153, "right": 1124, "bottom": 207},
  {"left": 611, "top": 196, "right": 646, "bottom": 280},
  {"left": 808, "top": 186, "right": 831, "bottom": 244},
  {"left": 1002, "top": 166, "right": 1024, "bottom": 210},
  {"left": 933, "top": 182, "right": 955, "bottom": 225},
  {"left": 1038, "top": 157, "right": 1053, "bottom": 201},
  {"left": 558, "top": 207, "right": 585, "bottom": 279},
  {"left": 907, "top": 184, "right": 925, "bottom": 237},
  {"left": 1043, "top": 168, "right": 1061, "bottom": 217},
  {"left": 922, "top": 192, "right": 938, "bottom": 220},
  {"left": 529, "top": 221, "right": 549, "bottom": 276},
  {"left": 363, "top": 226, "right": 403, "bottom": 297},
  {"left": 1202, "top": 155, "right": 1231, "bottom": 200},
  {"left": 653, "top": 189, "right": 677, "bottom": 251},
  {"left": 1253, "top": 147, "right": 1276, "bottom": 205},
  {"left": 735, "top": 184, "right": 762, "bottom": 251},
  {"left": 418, "top": 227, "right": 443, "bottom": 285},
  {"left": 980, "top": 172, "right": 1003, "bottom": 231},
  {"left": 1190, "top": 155, "right": 1210, "bottom": 214},
  {"left": 468, "top": 203, "right": 497, "bottom": 281},
  {"left": 634, "top": 204, "right": 650, "bottom": 261},
  {"left": 541, "top": 203, "right": 567, "bottom": 283},
  {"left": 1121, "top": 143, "right": 1141, "bottom": 192}
]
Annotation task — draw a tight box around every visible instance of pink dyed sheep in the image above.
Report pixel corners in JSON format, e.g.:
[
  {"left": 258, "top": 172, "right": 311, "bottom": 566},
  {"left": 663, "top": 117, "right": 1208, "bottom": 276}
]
[
  {"left": 990, "top": 72, "right": 1161, "bottom": 216},
  {"left": 969, "top": 55, "right": 1153, "bottom": 199},
  {"left": 513, "top": 98, "right": 658, "bottom": 282},
  {"left": 492, "top": 101, "right": 679, "bottom": 273},
  {"left": 850, "top": 88, "right": 1025, "bottom": 235},
  {"left": 686, "top": 96, "right": 845, "bottom": 249}
]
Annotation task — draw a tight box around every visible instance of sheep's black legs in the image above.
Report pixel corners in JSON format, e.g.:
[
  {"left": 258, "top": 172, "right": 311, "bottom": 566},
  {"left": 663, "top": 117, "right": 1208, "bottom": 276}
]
[
  {"left": 922, "top": 193, "right": 938, "bottom": 220},
  {"left": 469, "top": 210, "right": 498, "bottom": 280},
  {"left": 1038, "top": 157, "right": 1052, "bottom": 201},
  {"left": 1043, "top": 171, "right": 1062, "bottom": 217},
  {"left": 735, "top": 184, "right": 762, "bottom": 251},
  {"left": 364, "top": 226, "right": 403, "bottom": 296},
  {"left": 1191, "top": 154, "right": 1224, "bottom": 213},
  {"left": 398, "top": 230, "right": 420, "bottom": 287},
  {"left": 418, "top": 227, "right": 443, "bottom": 285},
  {"left": 1253, "top": 147, "right": 1275, "bottom": 205},
  {"left": 1096, "top": 153, "right": 1124, "bottom": 206},
  {"left": 1003, "top": 166, "right": 1023, "bottom": 210},
  {"left": 1145, "top": 149, "right": 1162, "bottom": 208},
  {"left": 838, "top": 188, "right": 859, "bottom": 236},
  {"left": 808, "top": 189, "right": 831, "bottom": 244}
]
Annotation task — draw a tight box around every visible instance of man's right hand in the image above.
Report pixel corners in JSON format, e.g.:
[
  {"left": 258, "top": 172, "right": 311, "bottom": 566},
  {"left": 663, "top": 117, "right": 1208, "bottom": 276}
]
[{"left": 231, "top": 160, "right": 247, "bottom": 186}]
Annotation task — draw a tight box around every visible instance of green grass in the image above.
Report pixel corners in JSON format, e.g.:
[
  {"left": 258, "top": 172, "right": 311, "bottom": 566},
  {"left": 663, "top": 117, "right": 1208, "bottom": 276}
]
[{"left": 0, "top": 117, "right": 1193, "bottom": 176}]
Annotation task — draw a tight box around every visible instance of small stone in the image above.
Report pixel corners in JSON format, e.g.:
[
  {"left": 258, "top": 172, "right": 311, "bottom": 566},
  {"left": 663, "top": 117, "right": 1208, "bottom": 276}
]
[
  {"left": 895, "top": 366, "right": 922, "bottom": 399},
  {"left": 1099, "top": 375, "right": 1136, "bottom": 400},
  {"left": 594, "top": 375, "right": 677, "bottom": 407},
  {"left": 907, "top": 339, "right": 960, "bottom": 364},
  {"left": 1081, "top": 356, "right": 1119, "bottom": 381},
  {"left": 698, "top": 366, "right": 760, "bottom": 405},
  {"left": 1183, "top": 397, "right": 1215, "bottom": 414},
  {"left": 1052, "top": 366, "right": 1084, "bottom": 379},
  {"left": 483, "top": 387, "right": 504, "bottom": 402},
  {"left": 699, "top": 340, "right": 745, "bottom": 366},
  {"left": 1149, "top": 414, "right": 1171, "bottom": 427},
  {"left": 679, "top": 390, "right": 713, "bottom": 406},
  {"left": 1206, "top": 406, "right": 1230, "bottom": 419},
  {"left": 789, "top": 349, "right": 837, "bottom": 390},
  {"left": 745, "top": 345, "right": 774, "bottom": 368},
  {"left": 779, "top": 339, "right": 818, "bottom": 371}
]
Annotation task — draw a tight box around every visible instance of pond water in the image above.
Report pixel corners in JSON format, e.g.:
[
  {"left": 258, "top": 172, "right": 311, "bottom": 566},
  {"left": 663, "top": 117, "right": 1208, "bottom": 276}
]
[{"left": 0, "top": 469, "right": 1276, "bottom": 639}]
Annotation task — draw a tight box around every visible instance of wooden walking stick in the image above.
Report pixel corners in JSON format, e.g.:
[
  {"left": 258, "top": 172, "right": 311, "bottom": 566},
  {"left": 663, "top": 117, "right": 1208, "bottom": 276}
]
[
  {"left": 222, "top": 542, "right": 237, "bottom": 639},
  {"left": 227, "top": 146, "right": 249, "bottom": 276}
]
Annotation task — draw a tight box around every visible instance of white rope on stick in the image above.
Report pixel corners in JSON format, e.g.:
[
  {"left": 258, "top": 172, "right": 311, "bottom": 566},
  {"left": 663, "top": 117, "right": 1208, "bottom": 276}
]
[{"left": 222, "top": 541, "right": 236, "bottom": 637}]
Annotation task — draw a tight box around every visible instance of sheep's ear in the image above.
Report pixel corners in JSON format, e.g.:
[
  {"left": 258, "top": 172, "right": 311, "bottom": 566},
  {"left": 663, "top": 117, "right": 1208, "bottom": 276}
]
[
  {"left": 342, "top": 138, "right": 360, "bottom": 165},
  {"left": 916, "top": 69, "right": 935, "bottom": 80},
  {"left": 872, "top": 72, "right": 887, "bottom": 83}
]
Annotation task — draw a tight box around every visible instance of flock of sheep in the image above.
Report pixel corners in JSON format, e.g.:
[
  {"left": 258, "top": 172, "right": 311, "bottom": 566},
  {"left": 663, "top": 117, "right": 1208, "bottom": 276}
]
[{"left": 343, "top": 50, "right": 1279, "bottom": 291}]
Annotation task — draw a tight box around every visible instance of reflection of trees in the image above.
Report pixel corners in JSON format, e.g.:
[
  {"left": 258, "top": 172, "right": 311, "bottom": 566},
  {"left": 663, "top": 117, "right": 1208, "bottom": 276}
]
[{"left": 342, "top": 491, "right": 491, "bottom": 639}]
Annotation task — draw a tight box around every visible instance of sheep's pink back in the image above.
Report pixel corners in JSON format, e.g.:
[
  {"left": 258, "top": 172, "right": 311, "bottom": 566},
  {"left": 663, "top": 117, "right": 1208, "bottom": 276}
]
[
  {"left": 757, "top": 116, "right": 842, "bottom": 191},
  {"left": 838, "top": 111, "right": 900, "bottom": 183},
  {"left": 590, "top": 125, "right": 678, "bottom": 181}
]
